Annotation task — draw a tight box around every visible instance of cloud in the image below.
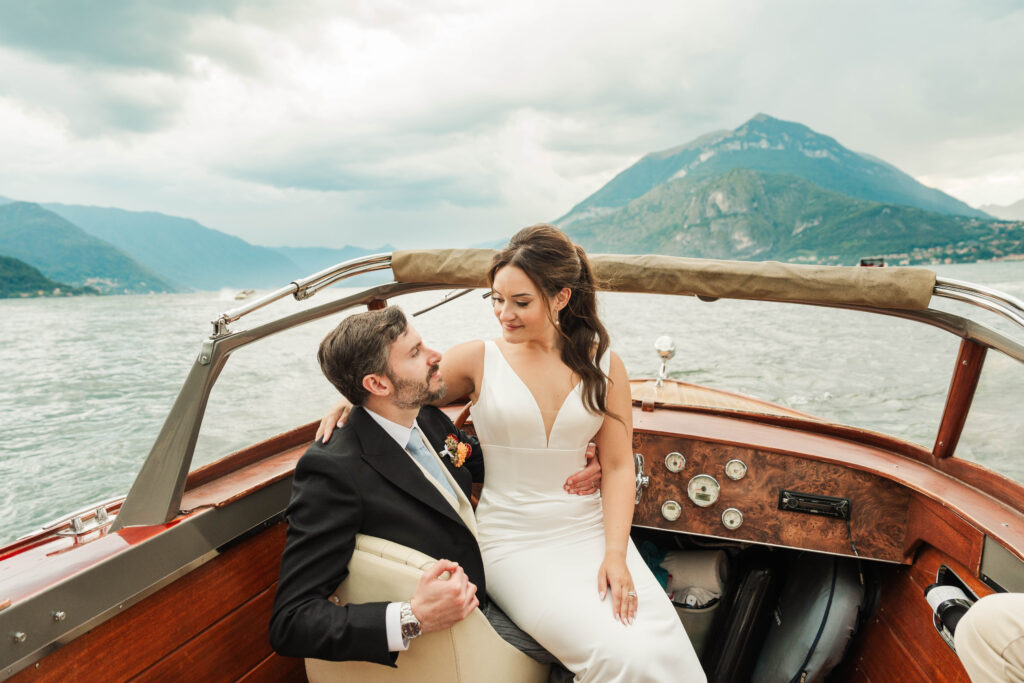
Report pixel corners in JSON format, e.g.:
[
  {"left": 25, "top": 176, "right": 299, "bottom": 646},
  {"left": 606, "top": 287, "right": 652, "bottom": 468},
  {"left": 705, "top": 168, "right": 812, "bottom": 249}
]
[
  {"left": 0, "top": 3, "right": 195, "bottom": 72},
  {"left": 0, "top": 0, "right": 1022, "bottom": 248}
]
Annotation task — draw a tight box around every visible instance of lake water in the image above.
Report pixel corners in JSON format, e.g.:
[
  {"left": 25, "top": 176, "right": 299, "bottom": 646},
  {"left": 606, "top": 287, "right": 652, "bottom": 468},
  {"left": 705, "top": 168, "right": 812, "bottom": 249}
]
[{"left": 2, "top": 260, "right": 1023, "bottom": 546}]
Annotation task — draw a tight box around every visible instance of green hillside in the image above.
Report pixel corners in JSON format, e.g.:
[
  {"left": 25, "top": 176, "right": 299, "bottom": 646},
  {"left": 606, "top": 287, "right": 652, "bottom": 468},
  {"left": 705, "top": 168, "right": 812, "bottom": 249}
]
[
  {"left": 0, "top": 202, "right": 177, "bottom": 293},
  {"left": 0, "top": 254, "right": 97, "bottom": 298},
  {"left": 45, "top": 203, "right": 303, "bottom": 290},
  {"left": 560, "top": 114, "right": 988, "bottom": 226},
  {"left": 565, "top": 169, "right": 1024, "bottom": 265}
]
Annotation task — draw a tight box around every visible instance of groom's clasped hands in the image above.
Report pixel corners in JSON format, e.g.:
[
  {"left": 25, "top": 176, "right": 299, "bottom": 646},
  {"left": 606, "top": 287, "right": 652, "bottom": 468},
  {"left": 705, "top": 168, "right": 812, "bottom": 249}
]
[{"left": 409, "top": 559, "right": 480, "bottom": 633}]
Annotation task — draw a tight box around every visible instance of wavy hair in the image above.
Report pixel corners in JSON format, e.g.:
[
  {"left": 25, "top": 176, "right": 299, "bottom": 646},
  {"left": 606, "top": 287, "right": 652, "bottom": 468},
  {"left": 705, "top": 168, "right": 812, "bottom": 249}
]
[{"left": 489, "top": 224, "right": 611, "bottom": 416}]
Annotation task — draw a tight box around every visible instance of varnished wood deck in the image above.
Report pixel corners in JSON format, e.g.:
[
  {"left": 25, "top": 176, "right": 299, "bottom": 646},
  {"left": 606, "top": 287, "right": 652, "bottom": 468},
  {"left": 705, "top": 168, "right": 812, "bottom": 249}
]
[{"left": 630, "top": 378, "right": 816, "bottom": 419}]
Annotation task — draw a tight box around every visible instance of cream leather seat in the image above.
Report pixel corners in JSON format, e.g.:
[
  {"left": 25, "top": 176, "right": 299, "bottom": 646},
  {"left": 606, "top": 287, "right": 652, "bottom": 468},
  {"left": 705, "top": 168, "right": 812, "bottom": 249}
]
[{"left": 305, "top": 534, "right": 550, "bottom": 683}]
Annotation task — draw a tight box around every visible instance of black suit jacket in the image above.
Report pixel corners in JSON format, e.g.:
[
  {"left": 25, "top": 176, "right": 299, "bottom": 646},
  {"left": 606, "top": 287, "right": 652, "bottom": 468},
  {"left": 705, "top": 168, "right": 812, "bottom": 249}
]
[{"left": 269, "top": 405, "right": 485, "bottom": 665}]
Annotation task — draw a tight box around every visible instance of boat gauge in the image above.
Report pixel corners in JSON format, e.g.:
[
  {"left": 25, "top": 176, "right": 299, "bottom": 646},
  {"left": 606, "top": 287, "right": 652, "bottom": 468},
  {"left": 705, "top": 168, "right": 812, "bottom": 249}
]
[
  {"left": 661, "top": 500, "right": 682, "bottom": 522},
  {"left": 665, "top": 452, "right": 686, "bottom": 473},
  {"left": 686, "top": 474, "right": 720, "bottom": 508},
  {"left": 721, "top": 507, "right": 744, "bottom": 530},
  {"left": 724, "top": 459, "right": 748, "bottom": 481}
]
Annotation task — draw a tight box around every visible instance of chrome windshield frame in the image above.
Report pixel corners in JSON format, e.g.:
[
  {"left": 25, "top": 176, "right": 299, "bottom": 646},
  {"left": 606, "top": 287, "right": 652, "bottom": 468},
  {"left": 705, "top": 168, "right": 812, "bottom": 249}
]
[{"left": 112, "top": 277, "right": 454, "bottom": 530}]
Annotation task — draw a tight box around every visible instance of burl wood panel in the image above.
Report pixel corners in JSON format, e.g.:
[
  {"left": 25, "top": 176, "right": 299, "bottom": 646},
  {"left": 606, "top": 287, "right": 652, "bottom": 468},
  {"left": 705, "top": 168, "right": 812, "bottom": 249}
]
[
  {"left": 834, "top": 548, "right": 986, "bottom": 683},
  {"left": 12, "top": 523, "right": 293, "bottom": 682},
  {"left": 632, "top": 434, "right": 910, "bottom": 562}
]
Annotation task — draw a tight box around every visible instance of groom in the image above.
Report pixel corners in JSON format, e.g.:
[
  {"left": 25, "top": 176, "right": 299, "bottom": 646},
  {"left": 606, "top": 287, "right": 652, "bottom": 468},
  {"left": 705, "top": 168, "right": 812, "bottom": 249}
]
[{"left": 269, "top": 306, "right": 599, "bottom": 670}]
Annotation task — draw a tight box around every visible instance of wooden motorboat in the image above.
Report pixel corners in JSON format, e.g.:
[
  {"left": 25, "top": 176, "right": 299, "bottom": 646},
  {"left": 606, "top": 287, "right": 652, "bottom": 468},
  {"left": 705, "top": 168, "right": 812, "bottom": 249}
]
[{"left": 1, "top": 251, "right": 1022, "bottom": 682}]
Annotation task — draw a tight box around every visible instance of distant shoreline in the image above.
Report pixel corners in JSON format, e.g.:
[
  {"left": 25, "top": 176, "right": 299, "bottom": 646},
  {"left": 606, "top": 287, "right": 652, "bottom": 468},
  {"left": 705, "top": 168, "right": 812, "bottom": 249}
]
[{"left": 6, "top": 252, "right": 1024, "bottom": 301}]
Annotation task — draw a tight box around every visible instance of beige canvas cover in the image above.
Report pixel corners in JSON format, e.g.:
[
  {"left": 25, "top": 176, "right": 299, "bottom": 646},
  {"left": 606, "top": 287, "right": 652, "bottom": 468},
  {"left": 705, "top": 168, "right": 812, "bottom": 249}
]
[{"left": 391, "top": 249, "right": 936, "bottom": 311}]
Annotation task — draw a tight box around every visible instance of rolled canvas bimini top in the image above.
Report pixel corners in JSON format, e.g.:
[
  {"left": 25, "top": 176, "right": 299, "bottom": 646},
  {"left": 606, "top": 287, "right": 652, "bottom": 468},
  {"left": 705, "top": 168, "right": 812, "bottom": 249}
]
[{"left": 391, "top": 249, "right": 937, "bottom": 311}]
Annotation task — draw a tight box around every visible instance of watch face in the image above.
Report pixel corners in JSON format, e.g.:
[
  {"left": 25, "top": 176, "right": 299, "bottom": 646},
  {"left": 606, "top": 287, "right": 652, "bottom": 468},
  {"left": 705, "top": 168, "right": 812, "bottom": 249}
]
[{"left": 400, "top": 603, "right": 422, "bottom": 639}]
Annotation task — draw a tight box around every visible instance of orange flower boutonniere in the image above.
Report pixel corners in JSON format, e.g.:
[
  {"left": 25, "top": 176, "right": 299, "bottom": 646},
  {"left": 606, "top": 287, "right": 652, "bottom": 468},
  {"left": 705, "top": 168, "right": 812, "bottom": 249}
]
[{"left": 443, "top": 434, "right": 472, "bottom": 468}]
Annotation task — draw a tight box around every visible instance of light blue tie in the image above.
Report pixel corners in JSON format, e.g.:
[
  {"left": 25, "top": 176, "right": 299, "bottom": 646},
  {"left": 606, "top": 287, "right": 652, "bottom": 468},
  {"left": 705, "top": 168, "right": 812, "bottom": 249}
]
[{"left": 407, "top": 426, "right": 458, "bottom": 500}]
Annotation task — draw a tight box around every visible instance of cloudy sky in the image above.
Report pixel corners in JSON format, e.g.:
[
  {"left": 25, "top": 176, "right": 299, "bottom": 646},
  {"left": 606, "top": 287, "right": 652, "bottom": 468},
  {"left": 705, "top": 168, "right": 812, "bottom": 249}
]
[{"left": 0, "top": 0, "right": 1022, "bottom": 249}]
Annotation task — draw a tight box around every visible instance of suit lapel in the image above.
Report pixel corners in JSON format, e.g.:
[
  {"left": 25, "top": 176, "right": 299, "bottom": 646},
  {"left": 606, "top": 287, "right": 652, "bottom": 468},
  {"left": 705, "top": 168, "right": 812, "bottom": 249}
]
[
  {"left": 351, "top": 407, "right": 468, "bottom": 529},
  {"left": 417, "top": 409, "right": 474, "bottom": 498}
]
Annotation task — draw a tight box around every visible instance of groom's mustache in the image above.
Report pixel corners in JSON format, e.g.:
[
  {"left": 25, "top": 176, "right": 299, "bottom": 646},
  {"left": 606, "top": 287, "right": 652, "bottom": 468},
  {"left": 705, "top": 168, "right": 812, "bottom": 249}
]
[{"left": 427, "top": 364, "right": 440, "bottom": 383}]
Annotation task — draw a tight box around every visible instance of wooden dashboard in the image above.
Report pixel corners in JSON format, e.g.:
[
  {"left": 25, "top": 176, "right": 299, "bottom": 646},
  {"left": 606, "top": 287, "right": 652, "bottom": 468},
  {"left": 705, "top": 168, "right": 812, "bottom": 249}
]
[{"left": 632, "top": 433, "right": 910, "bottom": 562}]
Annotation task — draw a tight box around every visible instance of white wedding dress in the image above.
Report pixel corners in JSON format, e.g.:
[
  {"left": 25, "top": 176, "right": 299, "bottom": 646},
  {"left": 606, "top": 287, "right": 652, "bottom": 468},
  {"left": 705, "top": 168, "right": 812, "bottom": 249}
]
[{"left": 471, "top": 341, "right": 705, "bottom": 682}]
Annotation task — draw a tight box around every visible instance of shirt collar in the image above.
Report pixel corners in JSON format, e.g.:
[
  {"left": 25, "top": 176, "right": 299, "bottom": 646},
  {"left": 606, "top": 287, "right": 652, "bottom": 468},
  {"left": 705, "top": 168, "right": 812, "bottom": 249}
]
[{"left": 363, "top": 407, "right": 420, "bottom": 450}]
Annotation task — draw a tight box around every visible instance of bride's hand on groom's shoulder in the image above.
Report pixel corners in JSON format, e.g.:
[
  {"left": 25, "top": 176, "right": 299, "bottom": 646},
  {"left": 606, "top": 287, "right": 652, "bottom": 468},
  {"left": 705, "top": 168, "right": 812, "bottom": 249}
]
[
  {"left": 316, "top": 399, "right": 353, "bottom": 444},
  {"left": 598, "top": 552, "right": 638, "bottom": 625},
  {"left": 564, "top": 443, "right": 601, "bottom": 495}
]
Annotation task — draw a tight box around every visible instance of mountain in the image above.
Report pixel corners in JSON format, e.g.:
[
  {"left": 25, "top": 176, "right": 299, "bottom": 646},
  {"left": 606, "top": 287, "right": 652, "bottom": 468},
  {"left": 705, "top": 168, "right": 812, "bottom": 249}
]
[
  {"left": 564, "top": 168, "right": 1024, "bottom": 265},
  {"left": 980, "top": 197, "right": 1024, "bottom": 221},
  {"left": 559, "top": 114, "right": 988, "bottom": 226},
  {"left": 271, "top": 245, "right": 395, "bottom": 285},
  {"left": 43, "top": 204, "right": 303, "bottom": 290},
  {"left": 0, "top": 254, "right": 98, "bottom": 298},
  {"left": 0, "top": 202, "right": 176, "bottom": 293}
]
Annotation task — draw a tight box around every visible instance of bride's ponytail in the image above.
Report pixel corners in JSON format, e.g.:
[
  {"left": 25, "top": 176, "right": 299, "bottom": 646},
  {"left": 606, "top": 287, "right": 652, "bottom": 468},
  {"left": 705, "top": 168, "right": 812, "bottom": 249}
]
[{"left": 489, "top": 225, "right": 611, "bottom": 416}]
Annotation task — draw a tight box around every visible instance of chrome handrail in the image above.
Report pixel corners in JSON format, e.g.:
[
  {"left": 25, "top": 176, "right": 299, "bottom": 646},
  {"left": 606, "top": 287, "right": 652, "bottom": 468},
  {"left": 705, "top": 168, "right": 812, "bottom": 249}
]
[
  {"left": 934, "top": 277, "right": 1024, "bottom": 329},
  {"left": 211, "top": 253, "right": 393, "bottom": 337}
]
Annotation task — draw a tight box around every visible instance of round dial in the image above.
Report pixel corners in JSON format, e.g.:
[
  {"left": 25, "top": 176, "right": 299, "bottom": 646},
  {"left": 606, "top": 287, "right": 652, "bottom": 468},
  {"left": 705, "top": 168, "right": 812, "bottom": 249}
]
[
  {"left": 661, "top": 500, "right": 682, "bottom": 522},
  {"left": 664, "top": 452, "right": 686, "bottom": 473},
  {"left": 724, "top": 459, "right": 748, "bottom": 481},
  {"left": 686, "top": 474, "right": 720, "bottom": 508},
  {"left": 721, "top": 507, "right": 744, "bottom": 530}
]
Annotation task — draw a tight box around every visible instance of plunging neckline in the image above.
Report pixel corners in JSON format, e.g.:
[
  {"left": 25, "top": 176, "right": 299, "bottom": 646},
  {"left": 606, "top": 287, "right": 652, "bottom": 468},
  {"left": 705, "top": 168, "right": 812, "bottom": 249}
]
[{"left": 490, "top": 340, "right": 581, "bottom": 447}]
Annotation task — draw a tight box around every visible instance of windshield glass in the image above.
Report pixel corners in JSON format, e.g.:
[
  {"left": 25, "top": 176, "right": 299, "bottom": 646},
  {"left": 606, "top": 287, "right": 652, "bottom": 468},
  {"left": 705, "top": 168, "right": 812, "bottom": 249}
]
[{"left": 601, "top": 292, "right": 957, "bottom": 446}]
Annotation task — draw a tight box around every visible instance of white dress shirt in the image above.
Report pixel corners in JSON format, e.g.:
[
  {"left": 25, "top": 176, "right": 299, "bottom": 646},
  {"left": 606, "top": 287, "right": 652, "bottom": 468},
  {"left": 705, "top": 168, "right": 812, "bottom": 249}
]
[{"left": 364, "top": 408, "right": 455, "bottom": 652}]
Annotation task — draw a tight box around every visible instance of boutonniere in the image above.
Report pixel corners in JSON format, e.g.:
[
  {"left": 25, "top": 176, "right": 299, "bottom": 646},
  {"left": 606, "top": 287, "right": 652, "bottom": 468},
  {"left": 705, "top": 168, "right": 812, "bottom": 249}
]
[{"left": 442, "top": 434, "right": 472, "bottom": 468}]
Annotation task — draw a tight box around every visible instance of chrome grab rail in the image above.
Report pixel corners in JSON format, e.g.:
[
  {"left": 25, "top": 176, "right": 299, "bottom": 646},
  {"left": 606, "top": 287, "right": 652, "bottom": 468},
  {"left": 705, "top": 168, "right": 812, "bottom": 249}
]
[
  {"left": 933, "top": 277, "right": 1024, "bottom": 329},
  {"left": 211, "top": 253, "right": 393, "bottom": 337}
]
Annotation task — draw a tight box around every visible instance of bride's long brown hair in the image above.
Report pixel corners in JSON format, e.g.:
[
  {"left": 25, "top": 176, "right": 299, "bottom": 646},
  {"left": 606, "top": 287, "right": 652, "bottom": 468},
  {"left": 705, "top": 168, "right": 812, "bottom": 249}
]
[{"left": 488, "top": 224, "right": 611, "bottom": 416}]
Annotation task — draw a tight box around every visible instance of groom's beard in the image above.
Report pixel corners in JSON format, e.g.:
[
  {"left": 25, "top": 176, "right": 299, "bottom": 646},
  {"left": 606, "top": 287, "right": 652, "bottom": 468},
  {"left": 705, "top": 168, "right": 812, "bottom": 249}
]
[{"left": 388, "top": 364, "right": 447, "bottom": 409}]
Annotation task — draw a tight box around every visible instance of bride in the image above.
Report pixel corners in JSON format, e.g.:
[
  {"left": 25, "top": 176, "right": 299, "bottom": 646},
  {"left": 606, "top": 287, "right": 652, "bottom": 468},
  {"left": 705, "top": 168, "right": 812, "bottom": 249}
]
[{"left": 324, "top": 225, "right": 704, "bottom": 681}]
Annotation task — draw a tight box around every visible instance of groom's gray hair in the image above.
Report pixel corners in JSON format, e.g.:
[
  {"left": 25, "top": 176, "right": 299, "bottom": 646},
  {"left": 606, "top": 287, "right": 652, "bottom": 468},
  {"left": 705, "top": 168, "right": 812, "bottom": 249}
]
[{"left": 318, "top": 306, "right": 408, "bottom": 405}]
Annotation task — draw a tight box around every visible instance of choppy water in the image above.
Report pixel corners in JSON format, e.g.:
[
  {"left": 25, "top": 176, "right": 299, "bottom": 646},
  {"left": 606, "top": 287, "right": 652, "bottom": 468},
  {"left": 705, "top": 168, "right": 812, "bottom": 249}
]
[{"left": 2, "top": 261, "right": 1023, "bottom": 545}]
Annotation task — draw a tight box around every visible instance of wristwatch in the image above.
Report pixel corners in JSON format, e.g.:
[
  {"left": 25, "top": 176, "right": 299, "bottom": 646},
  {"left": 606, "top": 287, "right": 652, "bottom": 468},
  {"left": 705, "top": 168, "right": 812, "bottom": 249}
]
[{"left": 400, "top": 602, "right": 422, "bottom": 640}]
